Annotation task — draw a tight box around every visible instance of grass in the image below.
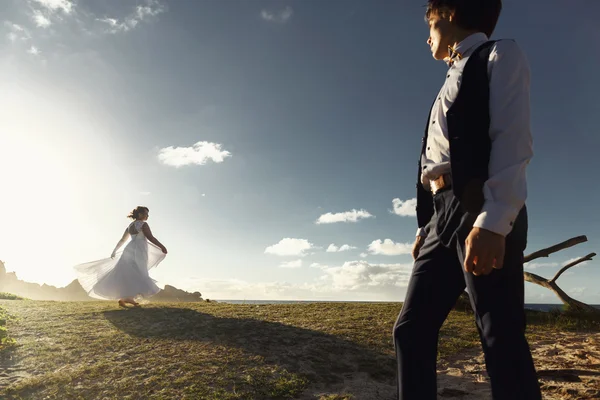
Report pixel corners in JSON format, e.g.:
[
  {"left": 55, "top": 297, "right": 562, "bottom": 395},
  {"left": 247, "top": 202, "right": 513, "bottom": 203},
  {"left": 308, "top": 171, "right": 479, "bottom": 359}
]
[
  {"left": 0, "top": 293, "right": 26, "bottom": 350},
  {"left": 0, "top": 305, "right": 16, "bottom": 350},
  {"left": 0, "top": 300, "right": 597, "bottom": 399},
  {"left": 530, "top": 308, "right": 600, "bottom": 328},
  {"left": 0, "top": 293, "right": 26, "bottom": 301}
]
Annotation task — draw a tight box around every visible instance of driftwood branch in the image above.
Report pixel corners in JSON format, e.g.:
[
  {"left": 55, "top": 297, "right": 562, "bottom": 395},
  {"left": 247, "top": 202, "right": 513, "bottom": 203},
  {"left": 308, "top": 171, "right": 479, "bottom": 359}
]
[
  {"left": 523, "top": 236, "right": 598, "bottom": 314},
  {"left": 524, "top": 270, "right": 598, "bottom": 313},
  {"left": 550, "top": 253, "right": 596, "bottom": 284},
  {"left": 524, "top": 235, "right": 588, "bottom": 263}
]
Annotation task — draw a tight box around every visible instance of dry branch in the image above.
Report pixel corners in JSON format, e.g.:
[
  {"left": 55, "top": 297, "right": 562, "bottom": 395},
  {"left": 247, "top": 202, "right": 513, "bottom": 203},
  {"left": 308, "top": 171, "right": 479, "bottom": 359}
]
[
  {"left": 524, "top": 235, "right": 588, "bottom": 263},
  {"left": 523, "top": 237, "right": 598, "bottom": 314},
  {"left": 550, "top": 253, "right": 596, "bottom": 284},
  {"left": 524, "top": 271, "right": 598, "bottom": 313}
]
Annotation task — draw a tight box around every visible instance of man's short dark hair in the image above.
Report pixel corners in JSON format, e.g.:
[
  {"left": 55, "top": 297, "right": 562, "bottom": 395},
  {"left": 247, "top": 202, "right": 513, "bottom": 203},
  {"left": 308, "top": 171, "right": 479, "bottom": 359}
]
[{"left": 425, "top": 0, "right": 502, "bottom": 37}]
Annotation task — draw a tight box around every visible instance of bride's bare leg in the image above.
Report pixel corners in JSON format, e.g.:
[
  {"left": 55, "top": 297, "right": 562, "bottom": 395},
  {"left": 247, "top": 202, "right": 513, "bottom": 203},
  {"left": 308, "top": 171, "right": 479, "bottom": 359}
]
[{"left": 124, "top": 297, "right": 140, "bottom": 306}]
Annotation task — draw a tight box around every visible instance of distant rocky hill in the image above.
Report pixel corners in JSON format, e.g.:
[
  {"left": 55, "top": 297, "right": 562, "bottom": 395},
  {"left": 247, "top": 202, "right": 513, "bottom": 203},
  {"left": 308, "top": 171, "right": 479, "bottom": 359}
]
[{"left": 0, "top": 260, "right": 203, "bottom": 302}]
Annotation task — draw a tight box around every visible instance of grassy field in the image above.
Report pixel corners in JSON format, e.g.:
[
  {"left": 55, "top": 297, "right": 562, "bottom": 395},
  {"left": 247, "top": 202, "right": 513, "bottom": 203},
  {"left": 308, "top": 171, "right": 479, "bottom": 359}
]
[{"left": 0, "top": 300, "right": 598, "bottom": 399}]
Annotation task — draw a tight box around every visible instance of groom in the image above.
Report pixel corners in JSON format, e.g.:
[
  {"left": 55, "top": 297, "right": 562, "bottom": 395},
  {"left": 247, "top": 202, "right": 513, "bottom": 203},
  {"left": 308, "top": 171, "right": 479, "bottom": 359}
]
[{"left": 393, "top": 1, "right": 542, "bottom": 399}]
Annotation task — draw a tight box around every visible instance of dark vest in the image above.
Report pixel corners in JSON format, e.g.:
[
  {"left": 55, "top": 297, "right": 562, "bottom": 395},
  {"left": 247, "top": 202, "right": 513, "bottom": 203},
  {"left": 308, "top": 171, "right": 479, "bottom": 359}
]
[{"left": 416, "top": 40, "right": 498, "bottom": 229}]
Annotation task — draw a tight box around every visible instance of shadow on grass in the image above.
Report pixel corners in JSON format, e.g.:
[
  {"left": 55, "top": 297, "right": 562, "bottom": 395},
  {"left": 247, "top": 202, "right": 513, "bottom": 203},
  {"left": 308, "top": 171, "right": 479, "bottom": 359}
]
[
  {"left": 103, "top": 307, "right": 395, "bottom": 386},
  {"left": 101, "top": 307, "right": 495, "bottom": 399}
]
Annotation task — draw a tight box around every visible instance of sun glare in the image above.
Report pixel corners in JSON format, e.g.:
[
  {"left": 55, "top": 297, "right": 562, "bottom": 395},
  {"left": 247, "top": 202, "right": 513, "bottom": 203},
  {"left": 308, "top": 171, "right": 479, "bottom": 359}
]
[{"left": 0, "top": 82, "right": 122, "bottom": 286}]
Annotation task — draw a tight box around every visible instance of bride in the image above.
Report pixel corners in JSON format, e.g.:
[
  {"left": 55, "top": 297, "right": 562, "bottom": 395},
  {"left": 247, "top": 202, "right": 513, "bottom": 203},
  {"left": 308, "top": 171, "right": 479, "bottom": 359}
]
[{"left": 75, "top": 206, "right": 168, "bottom": 308}]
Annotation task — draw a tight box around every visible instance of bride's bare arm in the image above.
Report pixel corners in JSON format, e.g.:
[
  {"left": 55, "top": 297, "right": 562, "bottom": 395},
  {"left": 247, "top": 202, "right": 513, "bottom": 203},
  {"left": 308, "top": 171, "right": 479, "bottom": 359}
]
[
  {"left": 111, "top": 229, "right": 130, "bottom": 258},
  {"left": 142, "top": 223, "right": 167, "bottom": 254}
]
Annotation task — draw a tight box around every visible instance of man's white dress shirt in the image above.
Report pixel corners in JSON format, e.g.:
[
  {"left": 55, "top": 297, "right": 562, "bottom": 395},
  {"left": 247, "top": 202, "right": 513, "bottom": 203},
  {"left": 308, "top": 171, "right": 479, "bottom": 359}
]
[{"left": 417, "top": 32, "right": 533, "bottom": 238}]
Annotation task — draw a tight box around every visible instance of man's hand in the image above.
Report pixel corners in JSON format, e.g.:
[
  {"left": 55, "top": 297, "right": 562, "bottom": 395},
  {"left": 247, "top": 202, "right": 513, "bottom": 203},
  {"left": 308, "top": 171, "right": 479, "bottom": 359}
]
[
  {"left": 412, "top": 235, "right": 426, "bottom": 260},
  {"left": 464, "top": 227, "right": 505, "bottom": 276}
]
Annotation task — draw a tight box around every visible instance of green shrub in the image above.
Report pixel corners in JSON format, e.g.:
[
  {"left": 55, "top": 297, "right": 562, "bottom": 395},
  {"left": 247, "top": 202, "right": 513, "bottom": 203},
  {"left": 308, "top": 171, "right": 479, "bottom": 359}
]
[
  {"left": 0, "top": 292, "right": 26, "bottom": 300},
  {"left": 0, "top": 306, "right": 15, "bottom": 349}
]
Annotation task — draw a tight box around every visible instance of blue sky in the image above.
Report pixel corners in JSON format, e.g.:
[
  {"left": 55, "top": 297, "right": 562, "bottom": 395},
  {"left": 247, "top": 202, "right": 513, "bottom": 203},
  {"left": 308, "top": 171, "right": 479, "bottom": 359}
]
[{"left": 0, "top": 0, "right": 598, "bottom": 303}]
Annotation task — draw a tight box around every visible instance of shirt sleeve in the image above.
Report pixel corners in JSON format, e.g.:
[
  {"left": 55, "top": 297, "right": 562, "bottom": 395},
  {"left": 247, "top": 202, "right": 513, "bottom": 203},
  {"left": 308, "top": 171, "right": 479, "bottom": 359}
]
[{"left": 473, "top": 40, "right": 533, "bottom": 237}]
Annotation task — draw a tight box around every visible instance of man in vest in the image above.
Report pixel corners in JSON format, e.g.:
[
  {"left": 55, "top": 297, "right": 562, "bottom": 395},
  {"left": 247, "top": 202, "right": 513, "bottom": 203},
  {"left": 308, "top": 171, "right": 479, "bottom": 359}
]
[{"left": 392, "top": 1, "right": 542, "bottom": 399}]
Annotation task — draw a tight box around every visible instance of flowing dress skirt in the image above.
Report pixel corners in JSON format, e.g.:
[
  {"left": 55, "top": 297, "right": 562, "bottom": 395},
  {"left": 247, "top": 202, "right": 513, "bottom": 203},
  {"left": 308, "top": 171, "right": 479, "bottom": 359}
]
[{"left": 75, "top": 235, "right": 166, "bottom": 300}]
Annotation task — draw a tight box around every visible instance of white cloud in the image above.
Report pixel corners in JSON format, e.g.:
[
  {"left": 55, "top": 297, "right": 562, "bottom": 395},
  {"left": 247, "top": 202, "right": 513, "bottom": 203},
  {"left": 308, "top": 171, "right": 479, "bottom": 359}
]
[
  {"left": 265, "top": 238, "right": 315, "bottom": 257},
  {"left": 182, "top": 260, "right": 413, "bottom": 301},
  {"left": 568, "top": 287, "right": 586, "bottom": 296},
  {"left": 140, "top": 191, "right": 151, "bottom": 196},
  {"left": 27, "top": 46, "right": 40, "bottom": 55},
  {"left": 524, "top": 261, "right": 559, "bottom": 270},
  {"left": 33, "top": 10, "right": 52, "bottom": 28},
  {"left": 136, "top": 2, "right": 165, "bottom": 19},
  {"left": 322, "top": 260, "right": 413, "bottom": 291},
  {"left": 367, "top": 239, "right": 412, "bottom": 256},
  {"left": 524, "top": 257, "right": 590, "bottom": 271},
  {"left": 6, "top": 22, "right": 24, "bottom": 32},
  {"left": 97, "top": 0, "right": 165, "bottom": 34},
  {"left": 32, "top": 0, "right": 74, "bottom": 14},
  {"left": 562, "top": 257, "right": 591, "bottom": 267},
  {"left": 5, "top": 22, "right": 30, "bottom": 42},
  {"left": 524, "top": 291, "right": 550, "bottom": 303},
  {"left": 279, "top": 259, "right": 302, "bottom": 269},
  {"left": 96, "top": 17, "right": 139, "bottom": 34},
  {"left": 182, "top": 279, "right": 301, "bottom": 300},
  {"left": 158, "top": 141, "right": 231, "bottom": 168},
  {"left": 326, "top": 243, "right": 357, "bottom": 253},
  {"left": 260, "top": 6, "right": 293, "bottom": 24},
  {"left": 359, "top": 252, "right": 368, "bottom": 258},
  {"left": 391, "top": 198, "right": 417, "bottom": 217},
  {"left": 316, "top": 209, "right": 373, "bottom": 224}
]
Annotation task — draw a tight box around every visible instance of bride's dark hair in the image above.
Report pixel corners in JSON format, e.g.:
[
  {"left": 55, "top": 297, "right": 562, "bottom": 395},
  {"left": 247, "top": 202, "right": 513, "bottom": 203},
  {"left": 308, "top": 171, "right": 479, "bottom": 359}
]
[{"left": 128, "top": 206, "right": 149, "bottom": 220}]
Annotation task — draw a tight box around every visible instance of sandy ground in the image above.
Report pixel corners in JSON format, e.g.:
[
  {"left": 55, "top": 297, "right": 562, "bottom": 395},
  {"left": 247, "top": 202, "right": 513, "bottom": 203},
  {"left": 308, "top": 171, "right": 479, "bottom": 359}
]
[
  {"left": 307, "top": 332, "right": 600, "bottom": 399},
  {"left": 437, "top": 332, "right": 600, "bottom": 400}
]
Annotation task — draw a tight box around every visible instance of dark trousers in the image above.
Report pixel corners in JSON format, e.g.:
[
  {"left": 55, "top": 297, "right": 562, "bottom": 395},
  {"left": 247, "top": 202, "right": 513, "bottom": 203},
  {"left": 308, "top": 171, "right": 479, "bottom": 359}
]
[{"left": 393, "top": 189, "right": 541, "bottom": 400}]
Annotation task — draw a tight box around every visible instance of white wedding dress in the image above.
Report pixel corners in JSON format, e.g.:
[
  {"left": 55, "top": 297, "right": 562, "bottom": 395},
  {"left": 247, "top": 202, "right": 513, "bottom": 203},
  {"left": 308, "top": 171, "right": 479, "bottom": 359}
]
[{"left": 75, "top": 220, "right": 166, "bottom": 300}]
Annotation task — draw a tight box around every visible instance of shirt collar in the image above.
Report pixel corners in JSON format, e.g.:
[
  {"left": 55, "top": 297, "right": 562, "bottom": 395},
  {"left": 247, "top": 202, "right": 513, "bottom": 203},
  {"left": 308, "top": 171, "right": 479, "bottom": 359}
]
[{"left": 445, "top": 32, "right": 489, "bottom": 66}]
